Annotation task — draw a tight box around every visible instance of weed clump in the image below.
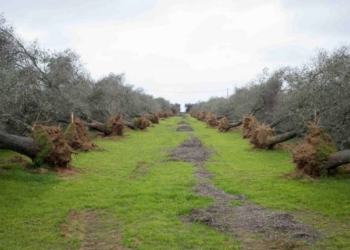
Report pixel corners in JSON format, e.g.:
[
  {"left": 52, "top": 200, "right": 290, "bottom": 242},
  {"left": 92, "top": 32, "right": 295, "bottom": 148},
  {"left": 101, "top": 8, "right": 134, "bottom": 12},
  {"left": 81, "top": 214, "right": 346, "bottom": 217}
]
[{"left": 292, "top": 125, "right": 337, "bottom": 177}]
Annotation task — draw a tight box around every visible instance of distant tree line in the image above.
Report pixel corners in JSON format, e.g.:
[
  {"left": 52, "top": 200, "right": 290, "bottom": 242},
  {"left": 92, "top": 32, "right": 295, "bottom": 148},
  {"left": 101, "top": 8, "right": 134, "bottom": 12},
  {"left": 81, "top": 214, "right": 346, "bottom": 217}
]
[
  {"left": 0, "top": 14, "right": 179, "bottom": 136},
  {"left": 189, "top": 45, "right": 350, "bottom": 150}
]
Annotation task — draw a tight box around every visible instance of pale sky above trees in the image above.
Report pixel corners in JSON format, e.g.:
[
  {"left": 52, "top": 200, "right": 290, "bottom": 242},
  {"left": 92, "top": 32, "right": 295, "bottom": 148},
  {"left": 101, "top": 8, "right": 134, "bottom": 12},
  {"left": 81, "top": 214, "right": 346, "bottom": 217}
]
[{"left": 1, "top": 0, "right": 350, "bottom": 108}]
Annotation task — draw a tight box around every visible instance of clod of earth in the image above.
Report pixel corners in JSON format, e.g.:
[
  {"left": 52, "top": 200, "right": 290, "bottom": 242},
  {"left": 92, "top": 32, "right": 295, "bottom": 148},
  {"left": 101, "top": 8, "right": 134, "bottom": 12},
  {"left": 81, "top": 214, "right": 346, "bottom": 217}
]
[{"left": 176, "top": 126, "right": 194, "bottom": 132}]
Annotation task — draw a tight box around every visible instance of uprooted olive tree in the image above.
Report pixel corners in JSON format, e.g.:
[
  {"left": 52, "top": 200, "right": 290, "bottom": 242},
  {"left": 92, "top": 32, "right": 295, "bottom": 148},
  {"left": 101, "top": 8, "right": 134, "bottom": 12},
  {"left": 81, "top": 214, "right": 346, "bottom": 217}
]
[
  {"left": 0, "top": 126, "right": 73, "bottom": 168},
  {"left": 292, "top": 125, "right": 350, "bottom": 177}
]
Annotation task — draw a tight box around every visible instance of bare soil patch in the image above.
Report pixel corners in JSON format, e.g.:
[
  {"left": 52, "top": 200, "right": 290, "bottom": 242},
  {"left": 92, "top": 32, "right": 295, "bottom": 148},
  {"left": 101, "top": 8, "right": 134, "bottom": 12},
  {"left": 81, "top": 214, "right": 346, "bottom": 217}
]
[
  {"left": 177, "top": 121, "right": 190, "bottom": 125},
  {"left": 176, "top": 126, "right": 194, "bottom": 132},
  {"left": 171, "top": 135, "right": 321, "bottom": 248},
  {"left": 61, "top": 210, "right": 129, "bottom": 250},
  {"left": 170, "top": 135, "right": 212, "bottom": 163}
]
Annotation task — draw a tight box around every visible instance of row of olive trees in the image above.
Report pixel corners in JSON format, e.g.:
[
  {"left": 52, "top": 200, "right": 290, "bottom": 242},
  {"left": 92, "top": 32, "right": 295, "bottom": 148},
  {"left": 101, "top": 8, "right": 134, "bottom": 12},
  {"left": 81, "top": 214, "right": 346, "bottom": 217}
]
[
  {"left": 0, "top": 14, "right": 177, "bottom": 136},
  {"left": 190, "top": 46, "right": 350, "bottom": 150}
]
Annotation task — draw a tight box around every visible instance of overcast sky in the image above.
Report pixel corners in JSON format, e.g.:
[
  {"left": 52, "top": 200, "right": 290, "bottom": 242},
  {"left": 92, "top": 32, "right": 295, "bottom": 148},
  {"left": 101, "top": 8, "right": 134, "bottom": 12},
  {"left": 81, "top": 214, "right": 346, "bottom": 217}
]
[{"left": 2, "top": 0, "right": 350, "bottom": 110}]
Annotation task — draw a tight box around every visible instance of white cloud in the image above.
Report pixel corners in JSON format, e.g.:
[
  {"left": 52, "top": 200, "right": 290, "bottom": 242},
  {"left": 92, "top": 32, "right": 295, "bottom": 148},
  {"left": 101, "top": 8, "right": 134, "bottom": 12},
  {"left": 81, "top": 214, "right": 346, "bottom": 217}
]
[{"left": 5, "top": 0, "right": 349, "bottom": 107}]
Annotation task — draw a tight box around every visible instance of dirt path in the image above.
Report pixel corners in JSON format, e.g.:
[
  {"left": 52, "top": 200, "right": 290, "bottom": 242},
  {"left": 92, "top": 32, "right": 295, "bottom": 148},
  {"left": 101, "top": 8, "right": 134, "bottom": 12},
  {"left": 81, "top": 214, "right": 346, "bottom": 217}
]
[{"left": 171, "top": 132, "right": 322, "bottom": 249}]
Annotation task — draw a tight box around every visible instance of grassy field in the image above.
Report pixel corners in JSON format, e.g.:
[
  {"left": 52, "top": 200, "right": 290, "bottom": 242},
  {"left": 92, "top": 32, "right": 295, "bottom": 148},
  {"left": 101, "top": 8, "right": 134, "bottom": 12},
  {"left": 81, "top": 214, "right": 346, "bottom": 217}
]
[{"left": 0, "top": 115, "right": 350, "bottom": 249}]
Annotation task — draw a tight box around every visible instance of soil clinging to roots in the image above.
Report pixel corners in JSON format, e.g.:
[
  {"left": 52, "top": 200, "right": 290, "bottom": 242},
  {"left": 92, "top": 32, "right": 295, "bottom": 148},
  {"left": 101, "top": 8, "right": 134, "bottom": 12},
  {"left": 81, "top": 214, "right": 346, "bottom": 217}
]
[
  {"left": 66, "top": 119, "right": 97, "bottom": 151},
  {"left": 176, "top": 126, "right": 194, "bottom": 132},
  {"left": 292, "top": 125, "right": 337, "bottom": 177},
  {"left": 106, "top": 114, "right": 124, "bottom": 136},
  {"left": 33, "top": 125, "right": 72, "bottom": 168},
  {"left": 171, "top": 134, "right": 321, "bottom": 248},
  {"left": 242, "top": 116, "right": 260, "bottom": 139}
]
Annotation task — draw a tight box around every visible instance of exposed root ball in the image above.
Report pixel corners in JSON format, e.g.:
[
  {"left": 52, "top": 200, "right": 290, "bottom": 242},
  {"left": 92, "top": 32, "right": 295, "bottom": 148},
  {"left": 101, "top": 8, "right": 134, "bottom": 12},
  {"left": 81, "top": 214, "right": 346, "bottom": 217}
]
[
  {"left": 197, "top": 112, "right": 207, "bottom": 121},
  {"left": 205, "top": 113, "right": 219, "bottom": 127},
  {"left": 65, "top": 119, "right": 96, "bottom": 151},
  {"left": 242, "top": 116, "right": 260, "bottom": 139},
  {"left": 32, "top": 125, "right": 72, "bottom": 168},
  {"left": 149, "top": 114, "right": 159, "bottom": 124},
  {"left": 292, "top": 125, "right": 337, "bottom": 177},
  {"left": 218, "top": 117, "right": 229, "bottom": 132},
  {"left": 138, "top": 116, "right": 150, "bottom": 130},
  {"left": 106, "top": 114, "right": 124, "bottom": 136},
  {"left": 158, "top": 110, "right": 174, "bottom": 118},
  {"left": 250, "top": 126, "right": 275, "bottom": 149}
]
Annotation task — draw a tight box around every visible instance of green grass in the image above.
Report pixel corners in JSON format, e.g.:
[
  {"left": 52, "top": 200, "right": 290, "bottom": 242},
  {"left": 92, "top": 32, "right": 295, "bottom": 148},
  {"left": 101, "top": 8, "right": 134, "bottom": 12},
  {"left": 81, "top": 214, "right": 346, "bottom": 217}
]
[
  {"left": 0, "top": 117, "right": 239, "bottom": 249},
  {"left": 189, "top": 116, "right": 350, "bottom": 249},
  {"left": 1, "top": 115, "right": 350, "bottom": 249}
]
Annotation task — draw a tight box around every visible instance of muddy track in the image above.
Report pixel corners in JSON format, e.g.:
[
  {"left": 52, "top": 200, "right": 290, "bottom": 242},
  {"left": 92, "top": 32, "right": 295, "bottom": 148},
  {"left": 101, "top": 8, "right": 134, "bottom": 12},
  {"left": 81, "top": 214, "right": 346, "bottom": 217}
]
[{"left": 171, "top": 133, "right": 322, "bottom": 249}]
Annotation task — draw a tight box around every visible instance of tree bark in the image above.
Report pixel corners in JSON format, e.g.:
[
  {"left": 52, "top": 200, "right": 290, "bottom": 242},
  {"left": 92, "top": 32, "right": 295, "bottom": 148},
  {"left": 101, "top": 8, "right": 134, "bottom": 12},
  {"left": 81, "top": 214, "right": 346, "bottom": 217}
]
[
  {"left": 224, "top": 120, "right": 243, "bottom": 131},
  {"left": 0, "top": 131, "right": 39, "bottom": 159},
  {"left": 265, "top": 130, "right": 298, "bottom": 149},
  {"left": 85, "top": 122, "right": 110, "bottom": 134},
  {"left": 269, "top": 115, "right": 289, "bottom": 128},
  {"left": 322, "top": 150, "right": 350, "bottom": 170}
]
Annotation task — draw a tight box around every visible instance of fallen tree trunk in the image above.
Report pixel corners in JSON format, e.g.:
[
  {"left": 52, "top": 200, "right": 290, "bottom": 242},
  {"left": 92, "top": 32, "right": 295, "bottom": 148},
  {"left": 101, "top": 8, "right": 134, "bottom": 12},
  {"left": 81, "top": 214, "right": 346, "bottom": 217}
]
[
  {"left": 85, "top": 122, "right": 109, "bottom": 134},
  {"left": 218, "top": 117, "right": 243, "bottom": 132},
  {"left": 0, "top": 131, "right": 39, "bottom": 159},
  {"left": 269, "top": 115, "right": 289, "bottom": 128},
  {"left": 265, "top": 130, "right": 298, "bottom": 149},
  {"left": 322, "top": 150, "right": 350, "bottom": 171},
  {"left": 0, "top": 126, "right": 72, "bottom": 168},
  {"left": 225, "top": 120, "right": 243, "bottom": 131}
]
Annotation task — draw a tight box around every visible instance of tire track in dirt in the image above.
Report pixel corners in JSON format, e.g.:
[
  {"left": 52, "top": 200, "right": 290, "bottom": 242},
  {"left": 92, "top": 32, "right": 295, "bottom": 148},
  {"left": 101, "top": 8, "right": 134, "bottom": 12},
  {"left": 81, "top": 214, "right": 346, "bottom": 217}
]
[{"left": 171, "top": 133, "right": 322, "bottom": 249}]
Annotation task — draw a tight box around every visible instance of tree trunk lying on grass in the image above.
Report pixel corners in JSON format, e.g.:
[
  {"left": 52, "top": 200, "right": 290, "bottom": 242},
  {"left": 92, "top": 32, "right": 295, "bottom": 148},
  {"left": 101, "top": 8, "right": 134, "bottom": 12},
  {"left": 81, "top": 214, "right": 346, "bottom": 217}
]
[
  {"left": 250, "top": 128, "right": 298, "bottom": 149},
  {"left": 218, "top": 117, "right": 242, "bottom": 132},
  {"left": 82, "top": 114, "right": 127, "bottom": 136},
  {"left": 322, "top": 150, "right": 350, "bottom": 171},
  {"left": 0, "top": 131, "right": 39, "bottom": 158},
  {"left": 0, "top": 125, "right": 72, "bottom": 168}
]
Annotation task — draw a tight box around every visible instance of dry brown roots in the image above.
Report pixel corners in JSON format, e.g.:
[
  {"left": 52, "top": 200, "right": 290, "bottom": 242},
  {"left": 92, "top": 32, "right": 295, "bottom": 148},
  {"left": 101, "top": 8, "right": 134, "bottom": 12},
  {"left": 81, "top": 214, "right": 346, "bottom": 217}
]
[
  {"left": 242, "top": 116, "right": 260, "bottom": 138},
  {"left": 197, "top": 112, "right": 207, "bottom": 121},
  {"left": 249, "top": 126, "right": 275, "bottom": 149},
  {"left": 205, "top": 113, "right": 219, "bottom": 127},
  {"left": 218, "top": 117, "right": 229, "bottom": 132},
  {"left": 149, "top": 114, "right": 159, "bottom": 124},
  {"left": 33, "top": 125, "right": 72, "bottom": 168},
  {"left": 66, "top": 119, "right": 96, "bottom": 151},
  {"left": 138, "top": 116, "right": 150, "bottom": 130},
  {"left": 292, "top": 125, "right": 337, "bottom": 177},
  {"left": 107, "top": 114, "right": 124, "bottom": 136},
  {"left": 158, "top": 110, "right": 174, "bottom": 118}
]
